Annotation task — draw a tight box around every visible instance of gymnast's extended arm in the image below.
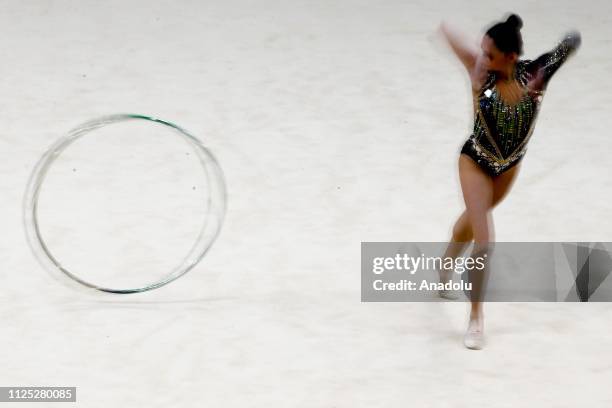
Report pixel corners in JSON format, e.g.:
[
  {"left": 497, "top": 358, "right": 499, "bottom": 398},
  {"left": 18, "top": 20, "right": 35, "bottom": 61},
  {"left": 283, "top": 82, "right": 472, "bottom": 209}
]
[
  {"left": 437, "top": 21, "right": 479, "bottom": 73},
  {"left": 525, "top": 30, "right": 582, "bottom": 92}
]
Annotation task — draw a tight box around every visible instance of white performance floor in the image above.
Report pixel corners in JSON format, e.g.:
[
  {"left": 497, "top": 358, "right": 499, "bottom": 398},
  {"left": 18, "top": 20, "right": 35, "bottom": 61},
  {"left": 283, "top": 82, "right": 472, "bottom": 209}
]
[{"left": 2, "top": 0, "right": 612, "bottom": 406}]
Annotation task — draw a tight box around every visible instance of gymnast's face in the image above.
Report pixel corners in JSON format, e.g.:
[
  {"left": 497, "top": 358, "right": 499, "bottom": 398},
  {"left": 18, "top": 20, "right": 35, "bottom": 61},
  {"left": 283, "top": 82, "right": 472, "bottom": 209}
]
[{"left": 481, "top": 34, "right": 518, "bottom": 72}]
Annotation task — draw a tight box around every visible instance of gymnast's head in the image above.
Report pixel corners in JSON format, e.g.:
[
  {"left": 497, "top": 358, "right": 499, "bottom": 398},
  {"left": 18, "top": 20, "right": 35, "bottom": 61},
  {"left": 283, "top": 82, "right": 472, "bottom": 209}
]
[{"left": 481, "top": 13, "right": 523, "bottom": 74}]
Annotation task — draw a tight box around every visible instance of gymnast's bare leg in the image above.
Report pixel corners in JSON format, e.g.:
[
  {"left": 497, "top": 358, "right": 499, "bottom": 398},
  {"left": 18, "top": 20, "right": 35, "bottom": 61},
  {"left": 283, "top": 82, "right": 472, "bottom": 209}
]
[{"left": 455, "top": 154, "right": 520, "bottom": 347}]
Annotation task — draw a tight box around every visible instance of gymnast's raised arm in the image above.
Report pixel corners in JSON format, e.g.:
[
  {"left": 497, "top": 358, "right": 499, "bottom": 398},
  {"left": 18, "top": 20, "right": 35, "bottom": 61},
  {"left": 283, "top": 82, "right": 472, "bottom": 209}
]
[
  {"left": 436, "top": 21, "right": 490, "bottom": 91},
  {"left": 525, "top": 30, "right": 582, "bottom": 92},
  {"left": 437, "top": 21, "right": 479, "bottom": 73}
]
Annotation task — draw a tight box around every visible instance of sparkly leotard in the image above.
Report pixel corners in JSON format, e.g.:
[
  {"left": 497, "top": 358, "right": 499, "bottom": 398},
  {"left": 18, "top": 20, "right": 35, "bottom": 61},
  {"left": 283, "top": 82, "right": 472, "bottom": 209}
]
[{"left": 460, "top": 31, "right": 582, "bottom": 177}]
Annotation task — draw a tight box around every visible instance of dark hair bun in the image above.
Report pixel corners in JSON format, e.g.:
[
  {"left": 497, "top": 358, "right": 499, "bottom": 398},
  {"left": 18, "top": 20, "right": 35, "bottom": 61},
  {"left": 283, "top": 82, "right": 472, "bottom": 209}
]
[{"left": 505, "top": 14, "right": 523, "bottom": 30}]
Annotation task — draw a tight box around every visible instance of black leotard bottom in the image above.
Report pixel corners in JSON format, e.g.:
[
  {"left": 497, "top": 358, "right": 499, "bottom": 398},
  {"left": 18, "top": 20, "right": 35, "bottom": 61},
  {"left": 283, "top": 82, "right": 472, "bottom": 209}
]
[{"left": 460, "top": 137, "right": 524, "bottom": 178}]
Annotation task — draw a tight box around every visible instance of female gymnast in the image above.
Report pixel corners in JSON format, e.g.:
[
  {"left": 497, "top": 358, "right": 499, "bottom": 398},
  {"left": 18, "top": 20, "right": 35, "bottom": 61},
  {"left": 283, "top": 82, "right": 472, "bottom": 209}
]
[{"left": 436, "top": 13, "right": 581, "bottom": 349}]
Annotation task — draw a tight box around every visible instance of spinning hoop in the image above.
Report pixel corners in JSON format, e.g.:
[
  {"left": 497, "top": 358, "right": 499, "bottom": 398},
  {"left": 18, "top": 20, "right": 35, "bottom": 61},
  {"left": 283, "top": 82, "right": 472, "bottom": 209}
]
[{"left": 23, "top": 114, "right": 226, "bottom": 294}]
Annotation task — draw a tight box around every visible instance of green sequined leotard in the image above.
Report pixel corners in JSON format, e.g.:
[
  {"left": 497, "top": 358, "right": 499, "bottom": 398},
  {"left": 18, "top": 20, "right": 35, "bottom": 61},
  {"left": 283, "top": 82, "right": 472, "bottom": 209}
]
[{"left": 460, "top": 31, "right": 581, "bottom": 177}]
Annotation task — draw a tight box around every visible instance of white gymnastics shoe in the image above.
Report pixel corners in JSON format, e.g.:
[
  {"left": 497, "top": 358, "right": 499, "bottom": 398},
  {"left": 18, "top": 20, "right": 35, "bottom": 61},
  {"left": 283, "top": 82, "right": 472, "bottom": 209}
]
[
  {"left": 437, "top": 269, "right": 459, "bottom": 300},
  {"left": 439, "top": 287, "right": 460, "bottom": 300},
  {"left": 463, "top": 320, "right": 485, "bottom": 350}
]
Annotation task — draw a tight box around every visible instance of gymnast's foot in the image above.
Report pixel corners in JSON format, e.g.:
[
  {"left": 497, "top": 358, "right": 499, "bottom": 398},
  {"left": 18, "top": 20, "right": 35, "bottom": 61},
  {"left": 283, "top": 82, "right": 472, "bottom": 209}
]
[
  {"left": 464, "top": 315, "right": 485, "bottom": 350},
  {"left": 438, "top": 268, "right": 459, "bottom": 300}
]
